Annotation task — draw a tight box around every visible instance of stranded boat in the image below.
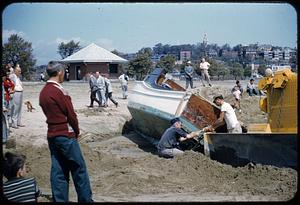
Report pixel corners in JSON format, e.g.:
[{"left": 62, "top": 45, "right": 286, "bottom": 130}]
[{"left": 127, "top": 68, "right": 297, "bottom": 169}]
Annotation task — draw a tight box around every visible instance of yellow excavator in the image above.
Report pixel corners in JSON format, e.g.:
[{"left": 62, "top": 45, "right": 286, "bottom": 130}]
[{"left": 253, "top": 68, "right": 297, "bottom": 133}]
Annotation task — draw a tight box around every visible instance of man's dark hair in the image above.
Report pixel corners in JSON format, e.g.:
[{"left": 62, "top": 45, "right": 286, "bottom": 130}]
[
  {"left": 213, "top": 95, "right": 224, "bottom": 103},
  {"left": 236, "top": 80, "right": 240, "bottom": 84},
  {"left": 250, "top": 78, "right": 254, "bottom": 82},
  {"left": 46, "top": 61, "right": 66, "bottom": 77},
  {"left": 3, "top": 152, "right": 26, "bottom": 180}
]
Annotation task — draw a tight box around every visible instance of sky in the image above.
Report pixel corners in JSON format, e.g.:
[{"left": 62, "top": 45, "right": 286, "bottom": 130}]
[{"left": 2, "top": 2, "right": 297, "bottom": 65}]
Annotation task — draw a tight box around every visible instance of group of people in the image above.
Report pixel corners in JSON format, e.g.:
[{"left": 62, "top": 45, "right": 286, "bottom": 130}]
[
  {"left": 2, "top": 63, "right": 25, "bottom": 145},
  {"left": 230, "top": 78, "right": 262, "bottom": 112},
  {"left": 184, "top": 57, "right": 212, "bottom": 89},
  {"left": 87, "top": 72, "right": 129, "bottom": 108}
]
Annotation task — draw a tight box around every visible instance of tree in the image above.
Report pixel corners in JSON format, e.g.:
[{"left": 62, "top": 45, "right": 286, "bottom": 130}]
[
  {"left": 156, "top": 54, "right": 176, "bottom": 72},
  {"left": 244, "top": 66, "right": 252, "bottom": 78},
  {"left": 229, "top": 62, "right": 244, "bottom": 80},
  {"left": 58, "top": 40, "right": 81, "bottom": 59},
  {"left": 2, "top": 34, "right": 36, "bottom": 80},
  {"left": 111, "top": 49, "right": 124, "bottom": 56},
  {"left": 128, "top": 48, "right": 153, "bottom": 80},
  {"left": 218, "top": 67, "right": 230, "bottom": 80}
]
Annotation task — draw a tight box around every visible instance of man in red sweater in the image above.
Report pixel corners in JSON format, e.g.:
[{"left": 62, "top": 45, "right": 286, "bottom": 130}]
[{"left": 39, "top": 61, "right": 93, "bottom": 202}]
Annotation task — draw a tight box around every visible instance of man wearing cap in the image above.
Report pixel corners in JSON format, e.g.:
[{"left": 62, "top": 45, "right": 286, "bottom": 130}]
[
  {"left": 39, "top": 61, "right": 93, "bottom": 202},
  {"left": 184, "top": 61, "right": 194, "bottom": 89},
  {"left": 206, "top": 95, "right": 242, "bottom": 133},
  {"left": 199, "top": 58, "right": 212, "bottom": 87},
  {"left": 157, "top": 117, "right": 201, "bottom": 158}
]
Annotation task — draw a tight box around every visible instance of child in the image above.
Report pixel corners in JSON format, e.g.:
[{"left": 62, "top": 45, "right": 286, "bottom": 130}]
[
  {"left": 3, "top": 152, "right": 40, "bottom": 202},
  {"left": 232, "top": 86, "right": 242, "bottom": 112}
]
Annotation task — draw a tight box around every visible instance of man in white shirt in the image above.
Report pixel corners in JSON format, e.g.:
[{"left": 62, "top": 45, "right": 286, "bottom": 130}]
[
  {"left": 10, "top": 64, "right": 25, "bottom": 128},
  {"left": 118, "top": 73, "right": 129, "bottom": 99},
  {"left": 205, "top": 95, "right": 242, "bottom": 133},
  {"left": 199, "top": 58, "right": 212, "bottom": 87},
  {"left": 95, "top": 72, "right": 107, "bottom": 107},
  {"left": 246, "top": 79, "right": 258, "bottom": 96}
]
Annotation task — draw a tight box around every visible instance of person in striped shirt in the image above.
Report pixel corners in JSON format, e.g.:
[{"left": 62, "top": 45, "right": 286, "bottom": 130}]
[{"left": 3, "top": 152, "right": 40, "bottom": 202}]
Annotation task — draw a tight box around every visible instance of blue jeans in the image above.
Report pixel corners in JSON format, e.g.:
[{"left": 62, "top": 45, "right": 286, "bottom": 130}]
[{"left": 47, "top": 136, "right": 93, "bottom": 202}]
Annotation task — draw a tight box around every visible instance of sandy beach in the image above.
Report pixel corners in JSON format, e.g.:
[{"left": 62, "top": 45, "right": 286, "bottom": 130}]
[{"left": 3, "top": 78, "right": 297, "bottom": 202}]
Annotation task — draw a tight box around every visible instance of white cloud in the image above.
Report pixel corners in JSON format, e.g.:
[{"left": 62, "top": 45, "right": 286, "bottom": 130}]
[{"left": 2, "top": 29, "right": 27, "bottom": 43}]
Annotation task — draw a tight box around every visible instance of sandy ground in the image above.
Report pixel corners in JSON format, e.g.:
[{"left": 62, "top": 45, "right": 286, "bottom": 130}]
[{"left": 2, "top": 79, "right": 297, "bottom": 202}]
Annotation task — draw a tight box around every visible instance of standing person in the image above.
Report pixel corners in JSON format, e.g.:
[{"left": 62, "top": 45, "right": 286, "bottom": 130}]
[
  {"left": 199, "top": 58, "right": 212, "bottom": 87},
  {"left": 118, "top": 72, "right": 129, "bottom": 99},
  {"left": 3, "top": 152, "right": 41, "bottom": 202},
  {"left": 96, "top": 72, "right": 107, "bottom": 107},
  {"left": 39, "top": 61, "right": 93, "bottom": 202},
  {"left": 2, "top": 81, "right": 9, "bottom": 144},
  {"left": 40, "top": 72, "right": 45, "bottom": 82},
  {"left": 2, "top": 67, "right": 10, "bottom": 144},
  {"left": 3, "top": 65, "right": 15, "bottom": 127},
  {"left": 87, "top": 72, "right": 101, "bottom": 108},
  {"left": 246, "top": 79, "right": 258, "bottom": 96},
  {"left": 10, "top": 64, "right": 25, "bottom": 129},
  {"left": 184, "top": 61, "right": 194, "bottom": 89},
  {"left": 104, "top": 76, "right": 118, "bottom": 107},
  {"left": 65, "top": 67, "right": 70, "bottom": 81},
  {"left": 205, "top": 95, "right": 242, "bottom": 133},
  {"left": 157, "top": 117, "right": 201, "bottom": 158}
]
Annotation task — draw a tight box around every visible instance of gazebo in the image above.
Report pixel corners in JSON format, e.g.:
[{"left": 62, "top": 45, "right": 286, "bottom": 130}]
[{"left": 60, "top": 43, "right": 128, "bottom": 80}]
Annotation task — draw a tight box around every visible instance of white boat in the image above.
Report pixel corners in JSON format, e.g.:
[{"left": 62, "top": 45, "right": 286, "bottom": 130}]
[{"left": 127, "top": 68, "right": 226, "bottom": 148}]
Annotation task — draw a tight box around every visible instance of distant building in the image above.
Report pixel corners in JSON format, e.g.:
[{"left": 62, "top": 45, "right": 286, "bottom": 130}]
[
  {"left": 180, "top": 51, "right": 191, "bottom": 61},
  {"left": 151, "top": 54, "right": 164, "bottom": 63},
  {"left": 60, "top": 43, "right": 128, "bottom": 80},
  {"left": 208, "top": 49, "right": 218, "bottom": 57},
  {"left": 263, "top": 50, "right": 273, "bottom": 61}
]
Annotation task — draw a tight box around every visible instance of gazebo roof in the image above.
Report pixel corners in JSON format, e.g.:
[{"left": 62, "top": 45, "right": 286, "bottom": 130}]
[{"left": 60, "top": 43, "right": 128, "bottom": 63}]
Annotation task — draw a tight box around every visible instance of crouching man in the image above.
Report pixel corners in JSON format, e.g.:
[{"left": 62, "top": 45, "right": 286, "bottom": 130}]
[
  {"left": 204, "top": 95, "right": 242, "bottom": 133},
  {"left": 157, "top": 117, "right": 201, "bottom": 158}
]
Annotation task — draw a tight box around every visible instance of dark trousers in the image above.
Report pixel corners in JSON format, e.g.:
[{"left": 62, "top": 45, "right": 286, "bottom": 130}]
[
  {"left": 105, "top": 92, "right": 118, "bottom": 106},
  {"left": 247, "top": 88, "right": 258, "bottom": 96},
  {"left": 90, "top": 89, "right": 101, "bottom": 106},
  {"left": 47, "top": 136, "right": 93, "bottom": 202},
  {"left": 185, "top": 78, "right": 193, "bottom": 89}
]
